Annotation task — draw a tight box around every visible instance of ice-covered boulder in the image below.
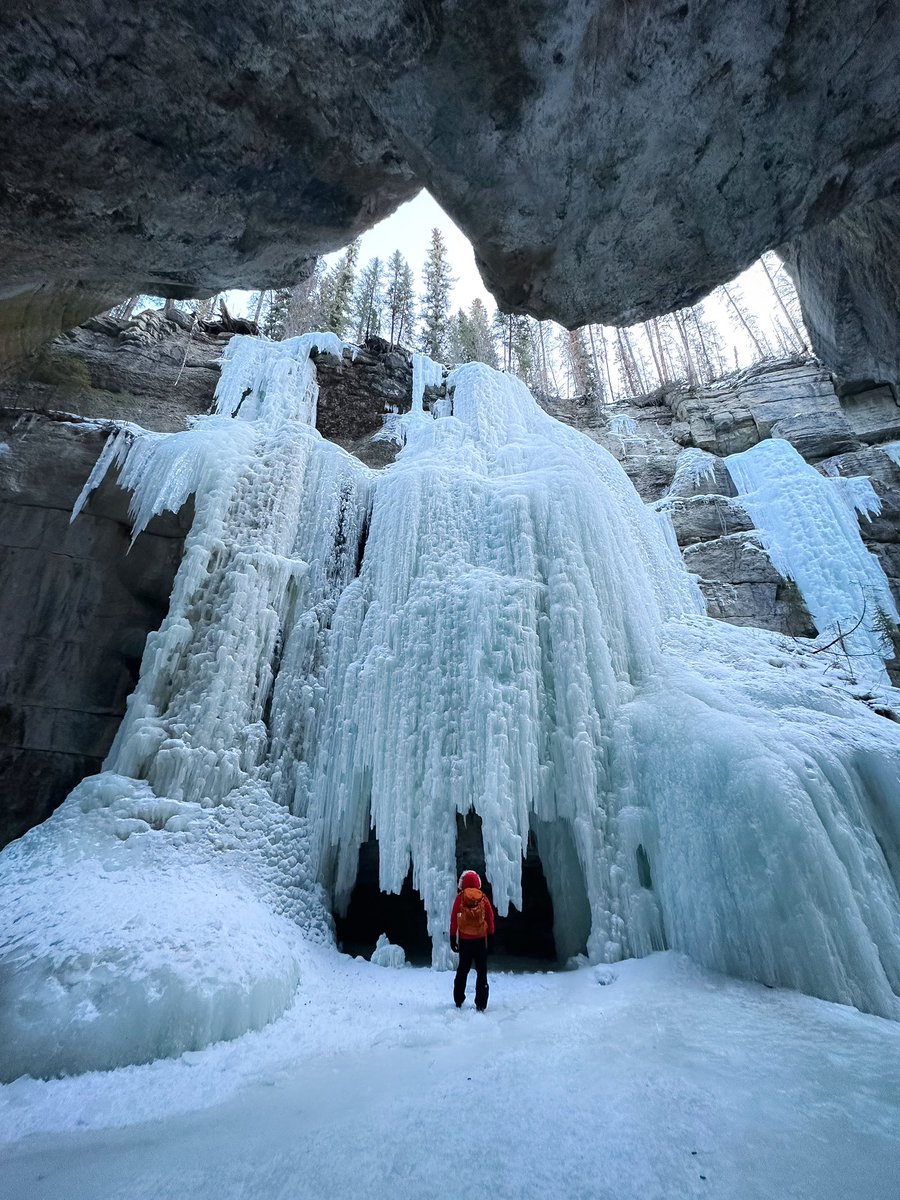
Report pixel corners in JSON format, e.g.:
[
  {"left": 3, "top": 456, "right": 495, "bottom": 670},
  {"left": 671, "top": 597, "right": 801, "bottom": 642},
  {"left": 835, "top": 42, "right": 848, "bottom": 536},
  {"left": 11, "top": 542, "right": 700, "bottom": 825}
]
[{"left": 0, "top": 774, "right": 328, "bottom": 1081}]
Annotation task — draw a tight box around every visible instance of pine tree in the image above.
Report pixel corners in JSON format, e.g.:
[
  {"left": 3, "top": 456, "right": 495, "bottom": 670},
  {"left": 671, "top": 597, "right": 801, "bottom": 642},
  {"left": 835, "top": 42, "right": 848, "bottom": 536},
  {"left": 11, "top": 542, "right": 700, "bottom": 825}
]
[
  {"left": 263, "top": 288, "right": 293, "bottom": 339},
  {"left": 384, "top": 251, "right": 416, "bottom": 347},
  {"left": 419, "top": 228, "right": 454, "bottom": 358},
  {"left": 447, "top": 308, "right": 475, "bottom": 362},
  {"left": 353, "top": 257, "right": 385, "bottom": 342},
  {"left": 469, "top": 299, "right": 499, "bottom": 367},
  {"left": 320, "top": 238, "right": 360, "bottom": 338}
]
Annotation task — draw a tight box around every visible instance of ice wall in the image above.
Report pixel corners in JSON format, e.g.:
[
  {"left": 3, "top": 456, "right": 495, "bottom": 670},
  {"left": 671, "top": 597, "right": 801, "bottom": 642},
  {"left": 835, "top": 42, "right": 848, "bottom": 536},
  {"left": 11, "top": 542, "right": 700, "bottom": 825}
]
[
  {"left": 726, "top": 438, "right": 898, "bottom": 684},
  {"left": 3, "top": 337, "right": 900, "bottom": 1083},
  {"left": 0, "top": 334, "right": 362, "bottom": 1079}
]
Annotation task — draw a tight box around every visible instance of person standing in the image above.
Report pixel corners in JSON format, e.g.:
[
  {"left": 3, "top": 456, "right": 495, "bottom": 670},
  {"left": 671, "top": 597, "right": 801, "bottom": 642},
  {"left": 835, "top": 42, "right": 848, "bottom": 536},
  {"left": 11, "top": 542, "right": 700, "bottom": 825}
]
[{"left": 450, "top": 869, "right": 495, "bottom": 1011}]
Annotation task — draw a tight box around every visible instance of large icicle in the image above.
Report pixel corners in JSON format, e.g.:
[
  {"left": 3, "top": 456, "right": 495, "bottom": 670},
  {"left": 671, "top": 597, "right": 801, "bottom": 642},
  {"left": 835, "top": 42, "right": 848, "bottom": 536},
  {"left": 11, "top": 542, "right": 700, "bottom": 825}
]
[{"left": 726, "top": 438, "right": 898, "bottom": 683}]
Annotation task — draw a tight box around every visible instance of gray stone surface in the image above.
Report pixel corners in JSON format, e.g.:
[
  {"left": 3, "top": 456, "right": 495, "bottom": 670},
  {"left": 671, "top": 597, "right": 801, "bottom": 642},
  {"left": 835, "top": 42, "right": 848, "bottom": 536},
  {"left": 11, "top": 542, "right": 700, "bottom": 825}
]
[
  {"left": 786, "top": 198, "right": 900, "bottom": 388},
  {"left": 2, "top": 3, "right": 900, "bottom": 381},
  {"left": 6, "top": 310, "right": 222, "bottom": 430},
  {"left": 669, "top": 359, "right": 860, "bottom": 461},
  {"left": 0, "top": 411, "right": 189, "bottom": 847}
]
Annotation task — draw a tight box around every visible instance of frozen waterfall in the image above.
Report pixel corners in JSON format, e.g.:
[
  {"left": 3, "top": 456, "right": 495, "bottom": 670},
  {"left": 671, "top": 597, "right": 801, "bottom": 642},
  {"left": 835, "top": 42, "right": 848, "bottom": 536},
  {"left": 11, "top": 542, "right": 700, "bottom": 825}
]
[
  {"left": 726, "top": 438, "right": 898, "bottom": 685},
  {"left": 2, "top": 335, "right": 900, "bottom": 1081}
]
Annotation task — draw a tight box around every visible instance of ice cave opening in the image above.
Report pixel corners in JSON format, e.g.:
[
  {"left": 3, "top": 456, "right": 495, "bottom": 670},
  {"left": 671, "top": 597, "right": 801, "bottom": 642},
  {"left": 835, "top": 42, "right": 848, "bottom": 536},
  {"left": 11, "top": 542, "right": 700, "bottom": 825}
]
[
  {"left": 335, "top": 831, "right": 433, "bottom": 965},
  {"left": 334, "top": 815, "right": 582, "bottom": 969}
]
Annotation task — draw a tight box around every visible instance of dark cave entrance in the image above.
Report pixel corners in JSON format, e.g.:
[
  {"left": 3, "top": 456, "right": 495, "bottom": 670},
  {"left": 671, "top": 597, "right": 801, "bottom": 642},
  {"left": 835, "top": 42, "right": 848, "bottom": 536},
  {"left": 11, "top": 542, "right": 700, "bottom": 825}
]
[
  {"left": 456, "top": 812, "right": 559, "bottom": 970},
  {"left": 334, "top": 814, "right": 577, "bottom": 970},
  {"left": 334, "top": 831, "right": 433, "bottom": 965}
]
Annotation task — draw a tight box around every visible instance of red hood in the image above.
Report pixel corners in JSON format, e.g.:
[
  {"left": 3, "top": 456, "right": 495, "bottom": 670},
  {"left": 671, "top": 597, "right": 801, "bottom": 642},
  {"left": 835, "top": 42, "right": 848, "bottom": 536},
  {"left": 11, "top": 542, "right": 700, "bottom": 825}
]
[{"left": 460, "top": 871, "right": 481, "bottom": 890}]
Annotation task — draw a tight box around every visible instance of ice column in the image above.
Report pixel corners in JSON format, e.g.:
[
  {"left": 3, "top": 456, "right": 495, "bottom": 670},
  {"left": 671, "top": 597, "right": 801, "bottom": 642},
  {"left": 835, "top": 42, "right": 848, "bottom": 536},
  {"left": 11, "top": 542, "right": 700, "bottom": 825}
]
[
  {"left": 100, "top": 333, "right": 372, "bottom": 803},
  {"left": 726, "top": 438, "right": 898, "bottom": 682}
]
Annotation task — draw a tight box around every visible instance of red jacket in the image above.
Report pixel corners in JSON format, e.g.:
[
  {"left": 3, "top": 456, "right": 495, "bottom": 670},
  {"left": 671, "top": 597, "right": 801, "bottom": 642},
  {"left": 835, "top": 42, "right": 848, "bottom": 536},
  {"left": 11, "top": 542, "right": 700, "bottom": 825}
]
[{"left": 450, "top": 888, "right": 495, "bottom": 940}]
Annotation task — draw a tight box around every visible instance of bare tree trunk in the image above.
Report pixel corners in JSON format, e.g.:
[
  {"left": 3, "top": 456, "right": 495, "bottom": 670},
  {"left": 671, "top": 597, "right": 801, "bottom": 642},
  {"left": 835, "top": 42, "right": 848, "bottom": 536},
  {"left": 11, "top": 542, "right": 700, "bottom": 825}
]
[
  {"left": 600, "top": 326, "right": 616, "bottom": 402},
  {"left": 690, "top": 307, "right": 714, "bottom": 381},
  {"left": 252, "top": 290, "right": 268, "bottom": 325},
  {"left": 644, "top": 319, "right": 666, "bottom": 387},
  {"left": 759, "top": 255, "right": 807, "bottom": 351},
  {"left": 622, "top": 327, "right": 648, "bottom": 394},
  {"left": 117, "top": 296, "right": 139, "bottom": 322},
  {"left": 586, "top": 324, "right": 607, "bottom": 404},
  {"left": 672, "top": 311, "right": 698, "bottom": 385},
  {"left": 539, "top": 322, "right": 561, "bottom": 397},
  {"left": 722, "top": 284, "right": 767, "bottom": 358}
]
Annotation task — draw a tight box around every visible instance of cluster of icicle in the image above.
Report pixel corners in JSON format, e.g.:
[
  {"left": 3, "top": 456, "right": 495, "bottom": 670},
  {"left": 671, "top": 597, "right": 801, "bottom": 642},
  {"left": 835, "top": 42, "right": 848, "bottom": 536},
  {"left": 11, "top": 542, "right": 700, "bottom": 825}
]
[
  {"left": 726, "top": 439, "right": 898, "bottom": 684},
  {"left": 3, "top": 332, "right": 900, "bottom": 1083}
]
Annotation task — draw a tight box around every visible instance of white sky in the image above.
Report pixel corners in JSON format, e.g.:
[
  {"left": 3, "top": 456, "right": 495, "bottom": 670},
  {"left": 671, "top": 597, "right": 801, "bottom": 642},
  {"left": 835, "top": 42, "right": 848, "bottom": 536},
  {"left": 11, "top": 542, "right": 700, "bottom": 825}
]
[
  {"left": 324, "top": 189, "right": 494, "bottom": 314},
  {"left": 227, "top": 189, "right": 799, "bottom": 373},
  {"left": 331, "top": 190, "right": 794, "bottom": 368}
]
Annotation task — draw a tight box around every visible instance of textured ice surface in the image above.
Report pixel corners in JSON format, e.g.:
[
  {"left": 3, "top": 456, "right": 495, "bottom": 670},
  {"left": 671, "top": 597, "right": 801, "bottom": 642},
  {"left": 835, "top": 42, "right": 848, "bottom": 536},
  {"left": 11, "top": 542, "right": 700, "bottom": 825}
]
[
  {"left": 608, "top": 413, "right": 639, "bottom": 438},
  {"left": 668, "top": 447, "right": 719, "bottom": 496},
  {"left": 0, "top": 773, "right": 329, "bottom": 1081},
  {"left": 882, "top": 442, "right": 900, "bottom": 469},
  {"left": 370, "top": 934, "right": 407, "bottom": 967},
  {"left": 410, "top": 351, "right": 444, "bottom": 412},
  {"left": 726, "top": 438, "right": 898, "bottom": 682},
  {"left": 3, "top": 339, "right": 900, "bottom": 1084}
]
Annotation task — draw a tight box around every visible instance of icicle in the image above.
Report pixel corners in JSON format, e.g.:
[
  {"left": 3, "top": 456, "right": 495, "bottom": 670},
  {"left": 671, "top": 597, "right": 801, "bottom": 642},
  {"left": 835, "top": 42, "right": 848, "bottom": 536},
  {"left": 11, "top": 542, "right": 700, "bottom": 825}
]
[
  {"left": 410, "top": 352, "right": 444, "bottom": 413},
  {"left": 726, "top": 438, "right": 898, "bottom": 682},
  {"left": 668, "top": 447, "right": 719, "bottom": 496},
  {"left": 609, "top": 413, "right": 639, "bottom": 438}
]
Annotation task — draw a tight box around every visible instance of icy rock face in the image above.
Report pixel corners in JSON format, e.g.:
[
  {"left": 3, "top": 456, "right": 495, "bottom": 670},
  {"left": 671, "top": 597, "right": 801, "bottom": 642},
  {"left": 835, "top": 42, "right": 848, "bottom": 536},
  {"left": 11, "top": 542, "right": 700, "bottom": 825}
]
[
  {"left": 726, "top": 438, "right": 899, "bottom": 684},
  {"left": 3, "top": 336, "right": 900, "bottom": 1085},
  {"left": 0, "top": 334, "right": 363, "bottom": 1077}
]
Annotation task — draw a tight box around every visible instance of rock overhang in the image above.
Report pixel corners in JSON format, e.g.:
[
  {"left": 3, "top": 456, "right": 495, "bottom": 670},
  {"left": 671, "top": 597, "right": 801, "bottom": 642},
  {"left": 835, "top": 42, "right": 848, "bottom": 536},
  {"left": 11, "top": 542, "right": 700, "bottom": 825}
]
[{"left": 1, "top": 0, "right": 899, "bottom": 378}]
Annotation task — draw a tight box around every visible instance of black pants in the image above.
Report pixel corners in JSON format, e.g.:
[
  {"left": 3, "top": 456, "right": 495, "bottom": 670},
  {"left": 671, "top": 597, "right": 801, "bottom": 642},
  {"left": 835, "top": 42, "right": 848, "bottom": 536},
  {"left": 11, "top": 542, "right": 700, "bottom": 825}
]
[{"left": 454, "top": 938, "right": 489, "bottom": 1010}]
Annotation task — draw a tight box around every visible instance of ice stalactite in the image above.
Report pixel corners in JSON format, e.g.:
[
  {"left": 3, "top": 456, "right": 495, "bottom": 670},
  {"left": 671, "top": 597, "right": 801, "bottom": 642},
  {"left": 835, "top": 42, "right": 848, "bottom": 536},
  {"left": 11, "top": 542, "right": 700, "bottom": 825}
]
[
  {"left": 3, "top": 339, "right": 900, "bottom": 1085},
  {"left": 726, "top": 438, "right": 898, "bottom": 683}
]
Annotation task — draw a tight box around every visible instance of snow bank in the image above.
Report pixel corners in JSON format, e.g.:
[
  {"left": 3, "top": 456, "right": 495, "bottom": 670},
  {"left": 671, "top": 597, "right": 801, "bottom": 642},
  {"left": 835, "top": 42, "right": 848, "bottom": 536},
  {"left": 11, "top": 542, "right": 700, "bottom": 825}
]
[{"left": 0, "top": 774, "right": 330, "bottom": 1081}]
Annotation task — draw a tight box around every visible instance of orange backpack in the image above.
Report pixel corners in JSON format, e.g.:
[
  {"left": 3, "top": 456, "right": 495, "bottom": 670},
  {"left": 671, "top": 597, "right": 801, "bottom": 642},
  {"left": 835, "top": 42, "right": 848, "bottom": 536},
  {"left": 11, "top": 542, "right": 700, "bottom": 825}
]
[{"left": 457, "top": 887, "right": 488, "bottom": 938}]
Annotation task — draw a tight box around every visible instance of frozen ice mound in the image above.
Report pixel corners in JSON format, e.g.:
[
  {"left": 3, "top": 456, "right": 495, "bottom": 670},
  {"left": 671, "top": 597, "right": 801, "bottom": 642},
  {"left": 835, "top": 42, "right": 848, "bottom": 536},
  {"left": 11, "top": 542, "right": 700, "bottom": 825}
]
[
  {"left": 0, "top": 775, "right": 328, "bottom": 1080},
  {"left": 370, "top": 935, "right": 407, "bottom": 968}
]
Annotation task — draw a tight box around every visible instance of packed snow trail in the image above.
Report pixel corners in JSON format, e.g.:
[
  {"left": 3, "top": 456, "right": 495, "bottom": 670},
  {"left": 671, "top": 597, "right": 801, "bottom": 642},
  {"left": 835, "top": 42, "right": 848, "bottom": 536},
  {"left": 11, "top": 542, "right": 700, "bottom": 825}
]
[
  {"left": 2, "top": 337, "right": 900, "bottom": 1082},
  {"left": 1, "top": 953, "right": 898, "bottom": 1200}
]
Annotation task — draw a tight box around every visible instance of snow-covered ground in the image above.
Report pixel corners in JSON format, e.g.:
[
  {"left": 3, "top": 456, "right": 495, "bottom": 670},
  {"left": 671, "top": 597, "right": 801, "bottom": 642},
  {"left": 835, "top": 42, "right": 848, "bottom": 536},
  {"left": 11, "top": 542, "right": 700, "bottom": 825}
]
[{"left": 2, "top": 950, "right": 897, "bottom": 1200}]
